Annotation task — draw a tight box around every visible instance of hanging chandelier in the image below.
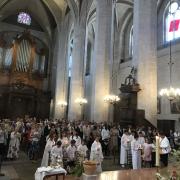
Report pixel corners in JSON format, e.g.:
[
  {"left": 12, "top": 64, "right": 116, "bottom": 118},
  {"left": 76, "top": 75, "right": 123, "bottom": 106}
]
[
  {"left": 75, "top": 98, "right": 88, "bottom": 106},
  {"left": 104, "top": 94, "right": 120, "bottom": 104},
  {"left": 159, "top": 0, "right": 180, "bottom": 101}
]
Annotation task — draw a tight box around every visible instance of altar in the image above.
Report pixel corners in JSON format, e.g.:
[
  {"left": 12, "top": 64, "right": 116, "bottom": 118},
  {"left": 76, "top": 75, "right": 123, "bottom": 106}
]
[{"left": 35, "top": 166, "right": 67, "bottom": 180}]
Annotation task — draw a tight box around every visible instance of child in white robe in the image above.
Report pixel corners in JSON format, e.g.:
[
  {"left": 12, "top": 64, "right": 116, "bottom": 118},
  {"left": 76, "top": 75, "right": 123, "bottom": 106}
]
[
  {"left": 66, "top": 139, "right": 77, "bottom": 168},
  {"left": 51, "top": 141, "right": 63, "bottom": 166},
  {"left": 90, "top": 136, "right": 103, "bottom": 173},
  {"left": 131, "top": 132, "right": 142, "bottom": 169},
  {"left": 77, "top": 140, "right": 88, "bottom": 161}
]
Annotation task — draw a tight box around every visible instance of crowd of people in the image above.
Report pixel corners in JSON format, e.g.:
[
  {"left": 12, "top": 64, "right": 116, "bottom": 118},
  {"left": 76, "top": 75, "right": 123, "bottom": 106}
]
[{"left": 0, "top": 117, "right": 180, "bottom": 174}]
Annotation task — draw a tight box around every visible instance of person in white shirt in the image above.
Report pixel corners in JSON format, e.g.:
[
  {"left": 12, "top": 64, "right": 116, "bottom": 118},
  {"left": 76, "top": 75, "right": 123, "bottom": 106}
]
[
  {"left": 101, "top": 125, "right": 110, "bottom": 156},
  {"left": 159, "top": 132, "right": 171, "bottom": 167},
  {"left": 120, "top": 130, "right": 131, "bottom": 167},
  {"left": 77, "top": 140, "right": 88, "bottom": 158},
  {"left": 69, "top": 131, "right": 81, "bottom": 147},
  {"left": 51, "top": 141, "right": 63, "bottom": 166},
  {"left": 90, "top": 136, "right": 104, "bottom": 173},
  {"left": 131, "top": 132, "right": 142, "bottom": 169},
  {"left": 41, "top": 133, "right": 55, "bottom": 167},
  {"left": 174, "top": 130, "right": 180, "bottom": 148},
  {"left": 66, "top": 139, "right": 77, "bottom": 168},
  {"left": 138, "top": 132, "right": 145, "bottom": 146}
]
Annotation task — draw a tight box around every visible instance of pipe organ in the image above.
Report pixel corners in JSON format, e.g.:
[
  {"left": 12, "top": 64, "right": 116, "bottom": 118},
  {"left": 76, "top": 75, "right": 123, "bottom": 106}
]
[
  {"left": 16, "top": 39, "right": 32, "bottom": 72},
  {"left": 0, "top": 31, "right": 48, "bottom": 88},
  {"left": 0, "top": 31, "right": 50, "bottom": 119},
  {"left": 0, "top": 31, "right": 47, "bottom": 76}
]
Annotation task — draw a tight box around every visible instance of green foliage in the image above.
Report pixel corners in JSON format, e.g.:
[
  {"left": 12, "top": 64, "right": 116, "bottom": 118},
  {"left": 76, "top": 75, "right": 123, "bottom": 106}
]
[
  {"left": 171, "top": 149, "right": 180, "bottom": 161},
  {"left": 71, "top": 164, "right": 84, "bottom": 177}
]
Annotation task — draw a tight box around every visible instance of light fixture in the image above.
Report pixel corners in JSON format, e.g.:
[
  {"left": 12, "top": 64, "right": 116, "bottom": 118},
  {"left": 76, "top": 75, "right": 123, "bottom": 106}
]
[
  {"left": 57, "top": 100, "right": 68, "bottom": 108},
  {"left": 104, "top": 94, "right": 120, "bottom": 104},
  {"left": 159, "top": 0, "right": 180, "bottom": 101},
  {"left": 75, "top": 98, "right": 88, "bottom": 106}
]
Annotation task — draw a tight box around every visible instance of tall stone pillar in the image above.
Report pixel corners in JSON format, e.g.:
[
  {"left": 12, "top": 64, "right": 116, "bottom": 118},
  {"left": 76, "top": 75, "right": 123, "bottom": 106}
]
[
  {"left": 90, "top": 0, "right": 112, "bottom": 123},
  {"left": 54, "top": 21, "right": 69, "bottom": 119},
  {"left": 68, "top": 23, "right": 86, "bottom": 121},
  {"left": 133, "top": 0, "right": 157, "bottom": 126}
]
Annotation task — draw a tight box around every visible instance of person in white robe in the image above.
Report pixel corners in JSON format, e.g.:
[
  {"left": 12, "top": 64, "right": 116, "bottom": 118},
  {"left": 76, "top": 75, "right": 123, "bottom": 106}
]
[
  {"left": 69, "top": 131, "right": 81, "bottom": 147},
  {"left": 90, "top": 136, "right": 104, "bottom": 173},
  {"left": 66, "top": 140, "right": 77, "bottom": 169},
  {"left": 7, "top": 128, "right": 21, "bottom": 159},
  {"left": 51, "top": 141, "right": 63, "bottom": 166},
  {"left": 138, "top": 132, "right": 145, "bottom": 147},
  {"left": 77, "top": 140, "right": 88, "bottom": 159},
  {"left": 120, "top": 130, "right": 131, "bottom": 167},
  {"left": 159, "top": 132, "right": 171, "bottom": 167},
  {"left": 131, "top": 132, "right": 142, "bottom": 169},
  {"left": 41, "top": 133, "right": 55, "bottom": 167}
]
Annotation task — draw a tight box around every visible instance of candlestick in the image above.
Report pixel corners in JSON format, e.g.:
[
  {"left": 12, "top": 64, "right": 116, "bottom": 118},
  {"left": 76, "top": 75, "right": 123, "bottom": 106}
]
[{"left": 155, "top": 136, "right": 160, "bottom": 167}]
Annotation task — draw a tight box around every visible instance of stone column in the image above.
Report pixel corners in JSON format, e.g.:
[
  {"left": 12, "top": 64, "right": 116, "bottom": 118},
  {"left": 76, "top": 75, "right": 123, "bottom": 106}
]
[
  {"left": 68, "top": 23, "right": 86, "bottom": 121},
  {"left": 133, "top": 0, "right": 157, "bottom": 126},
  {"left": 54, "top": 21, "right": 69, "bottom": 119},
  {"left": 90, "top": 0, "right": 112, "bottom": 123}
]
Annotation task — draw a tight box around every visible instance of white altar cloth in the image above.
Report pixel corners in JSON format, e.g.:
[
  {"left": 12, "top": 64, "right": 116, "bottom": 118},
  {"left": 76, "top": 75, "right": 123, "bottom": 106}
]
[{"left": 35, "top": 166, "right": 67, "bottom": 180}]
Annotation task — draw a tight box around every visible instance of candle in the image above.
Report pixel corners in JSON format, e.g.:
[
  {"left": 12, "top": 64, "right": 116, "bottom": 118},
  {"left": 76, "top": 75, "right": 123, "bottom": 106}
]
[{"left": 155, "top": 136, "right": 160, "bottom": 167}]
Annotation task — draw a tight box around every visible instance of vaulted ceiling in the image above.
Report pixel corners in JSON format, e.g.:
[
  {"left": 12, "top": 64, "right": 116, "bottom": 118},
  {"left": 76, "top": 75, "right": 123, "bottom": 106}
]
[{"left": 0, "top": 0, "right": 73, "bottom": 39}]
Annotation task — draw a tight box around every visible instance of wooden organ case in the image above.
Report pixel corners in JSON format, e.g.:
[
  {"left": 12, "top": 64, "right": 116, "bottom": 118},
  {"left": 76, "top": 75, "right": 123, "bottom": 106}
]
[{"left": 0, "top": 31, "right": 50, "bottom": 119}]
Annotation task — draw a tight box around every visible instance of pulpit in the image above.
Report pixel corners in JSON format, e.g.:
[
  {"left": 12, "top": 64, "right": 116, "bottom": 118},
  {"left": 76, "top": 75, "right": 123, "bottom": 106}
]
[{"left": 114, "top": 70, "right": 145, "bottom": 127}]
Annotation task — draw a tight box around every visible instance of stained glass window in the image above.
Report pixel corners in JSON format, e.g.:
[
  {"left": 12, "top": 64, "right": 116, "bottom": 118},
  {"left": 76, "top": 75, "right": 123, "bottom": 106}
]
[
  {"left": 165, "top": 2, "right": 180, "bottom": 42},
  {"left": 17, "top": 12, "right": 31, "bottom": 26}
]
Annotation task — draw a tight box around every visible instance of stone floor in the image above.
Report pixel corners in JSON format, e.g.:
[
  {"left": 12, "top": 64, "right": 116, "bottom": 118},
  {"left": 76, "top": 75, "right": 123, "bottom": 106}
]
[
  {"left": 2, "top": 152, "right": 176, "bottom": 180},
  {"left": 1, "top": 152, "right": 122, "bottom": 180}
]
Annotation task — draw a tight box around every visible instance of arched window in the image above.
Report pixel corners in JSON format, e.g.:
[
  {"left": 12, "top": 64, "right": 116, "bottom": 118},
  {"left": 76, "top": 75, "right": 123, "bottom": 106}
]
[
  {"left": 165, "top": 1, "right": 180, "bottom": 42},
  {"left": 129, "top": 26, "right": 133, "bottom": 57}
]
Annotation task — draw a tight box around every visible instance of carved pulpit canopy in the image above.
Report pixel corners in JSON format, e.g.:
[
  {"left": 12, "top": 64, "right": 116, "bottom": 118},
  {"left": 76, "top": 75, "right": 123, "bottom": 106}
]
[{"left": 120, "top": 67, "right": 140, "bottom": 93}]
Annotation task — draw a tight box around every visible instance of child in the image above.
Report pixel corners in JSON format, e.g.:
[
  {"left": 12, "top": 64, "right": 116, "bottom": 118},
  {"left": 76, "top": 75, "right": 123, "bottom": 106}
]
[
  {"left": 51, "top": 141, "right": 63, "bottom": 166},
  {"left": 90, "top": 136, "right": 103, "bottom": 173},
  {"left": 143, "top": 138, "right": 153, "bottom": 168},
  {"left": 66, "top": 139, "right": 77, "bottom": 168},
  {"left": 77, "top": 140, "right": 88, "bottom": 158}
]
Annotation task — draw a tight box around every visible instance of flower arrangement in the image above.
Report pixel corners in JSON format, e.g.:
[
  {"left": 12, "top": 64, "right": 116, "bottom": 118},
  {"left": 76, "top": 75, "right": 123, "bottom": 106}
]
[
  {"left": 155, "top": 149, "right": 180, "bottom": 180},
  {"left": 156, "top": 171, "right": 180, "bottom": 180}
]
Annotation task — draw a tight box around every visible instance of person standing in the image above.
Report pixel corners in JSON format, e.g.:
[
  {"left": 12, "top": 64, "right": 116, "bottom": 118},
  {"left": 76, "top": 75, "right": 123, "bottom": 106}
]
[
  {"left": 51, "top": 141, "right": 63, "bottom": 166},
  {"left": 41, "top": 132, "right": 55, "bottom": 167},
  {"left": 131, "top": 132, "right": 142, "bottom": 169},
  {"left": 0, "top": 125, "right": 5, "bottom": 176},
  {"left": 101, "top": 125, "right": 110, "bottom": 156},
  {"left": 7, "top": 128, "right": 21, "bottom": 160},
  {"left": 159, "top": 132, "right": 171, "bottom": 167},
  {"left": 90, "top": 136, "right": 104, "bottom": 173},
  {"left": 120, "top": 130, "right": 130, "bottom": 167}
]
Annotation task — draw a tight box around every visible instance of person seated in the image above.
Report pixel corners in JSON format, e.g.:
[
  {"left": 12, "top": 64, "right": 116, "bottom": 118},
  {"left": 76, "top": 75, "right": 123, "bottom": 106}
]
[{"left": 51, "top": 141, "right": 63, "bottom": 166}]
